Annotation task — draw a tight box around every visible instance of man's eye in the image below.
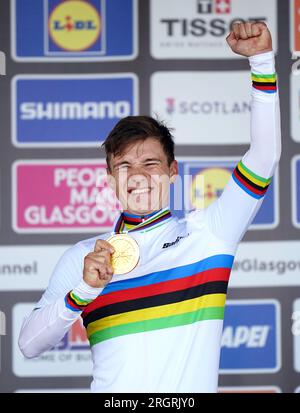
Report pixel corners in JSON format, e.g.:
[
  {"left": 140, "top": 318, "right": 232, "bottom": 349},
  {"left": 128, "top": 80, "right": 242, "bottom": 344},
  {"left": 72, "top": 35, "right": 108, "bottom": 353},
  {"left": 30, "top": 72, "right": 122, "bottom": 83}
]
[
  {"left": 145, "top": 162, "right": 158, "bottom": 167},
  {"left": 117, "top": 165, "right": 129, "bottom": 170}
]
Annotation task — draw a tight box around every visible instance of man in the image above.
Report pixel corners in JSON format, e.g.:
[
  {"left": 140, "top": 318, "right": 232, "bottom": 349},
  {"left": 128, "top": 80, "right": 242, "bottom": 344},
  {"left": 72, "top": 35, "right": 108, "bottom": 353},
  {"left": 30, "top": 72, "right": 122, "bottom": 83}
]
[{"left": 19, "top": 22, "right": 281, "bottom": 393}]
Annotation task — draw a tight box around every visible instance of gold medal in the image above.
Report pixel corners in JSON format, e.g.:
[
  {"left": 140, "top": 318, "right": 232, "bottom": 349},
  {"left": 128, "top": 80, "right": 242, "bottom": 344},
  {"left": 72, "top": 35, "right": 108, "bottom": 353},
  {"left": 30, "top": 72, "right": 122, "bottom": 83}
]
[{"left": 106, "top": 233, "right": 140, "bottom": 275}]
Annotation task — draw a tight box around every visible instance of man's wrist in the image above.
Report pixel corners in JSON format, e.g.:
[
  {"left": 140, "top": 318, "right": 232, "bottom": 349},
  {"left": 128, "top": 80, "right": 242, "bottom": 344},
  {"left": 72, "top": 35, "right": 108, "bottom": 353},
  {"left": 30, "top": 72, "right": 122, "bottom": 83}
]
[
  {"left": 72, "top": 279, "right": 103, "bottom": 301},
  {"left": 249, "top": 50, "right": 275, "bottom": 75}
]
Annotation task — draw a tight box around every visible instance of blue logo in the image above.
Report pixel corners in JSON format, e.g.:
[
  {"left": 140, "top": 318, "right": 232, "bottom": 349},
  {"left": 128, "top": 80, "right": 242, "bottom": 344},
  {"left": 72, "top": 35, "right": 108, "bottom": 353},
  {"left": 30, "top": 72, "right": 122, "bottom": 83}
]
[
  {"left": 55, "top": 320, "right": 90, "bottom": 351},
  {"left": 170, "top": 159, "right": 279, "bottom": 229},
  {"left": 219, "top": 300, "right": 280, "bottom": 373},
  {"left": 12, "top": 0, "right": 137, "bottom": 60},
  {"left": 293, "top": 156, "right": 300, "bottom": 228},
  {"left": 12, "top": 74, "right": 138, "bottom": 146}
]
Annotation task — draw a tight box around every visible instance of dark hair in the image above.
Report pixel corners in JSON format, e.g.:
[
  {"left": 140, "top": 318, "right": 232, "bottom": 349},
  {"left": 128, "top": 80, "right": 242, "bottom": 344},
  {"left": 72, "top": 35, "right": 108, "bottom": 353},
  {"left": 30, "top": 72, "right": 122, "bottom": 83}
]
[{"left": 102, "top": 116, "right": 175, "bottom": 171}]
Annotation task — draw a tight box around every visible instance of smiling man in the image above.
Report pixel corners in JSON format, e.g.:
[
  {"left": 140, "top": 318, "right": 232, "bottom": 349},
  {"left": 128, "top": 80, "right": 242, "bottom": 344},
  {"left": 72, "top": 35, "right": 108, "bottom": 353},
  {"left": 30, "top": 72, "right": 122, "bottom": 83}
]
[{"left": 19, "top": 22, "right": 281, "bottom": 393}]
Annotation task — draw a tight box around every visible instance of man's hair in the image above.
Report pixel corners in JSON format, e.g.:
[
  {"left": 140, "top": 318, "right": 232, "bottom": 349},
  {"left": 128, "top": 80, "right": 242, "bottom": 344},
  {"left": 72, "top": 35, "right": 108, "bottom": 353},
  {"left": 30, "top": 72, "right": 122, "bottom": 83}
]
[{"left": 102, "top": 116, "right": 175, "bottom": 171}]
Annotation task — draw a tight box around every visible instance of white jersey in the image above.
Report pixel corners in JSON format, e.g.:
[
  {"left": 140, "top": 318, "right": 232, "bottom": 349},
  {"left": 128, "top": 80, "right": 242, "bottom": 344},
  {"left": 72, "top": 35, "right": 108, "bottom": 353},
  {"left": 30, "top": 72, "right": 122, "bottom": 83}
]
[{"left": 18, "top": 52, "right": 281, "bottom": 393}]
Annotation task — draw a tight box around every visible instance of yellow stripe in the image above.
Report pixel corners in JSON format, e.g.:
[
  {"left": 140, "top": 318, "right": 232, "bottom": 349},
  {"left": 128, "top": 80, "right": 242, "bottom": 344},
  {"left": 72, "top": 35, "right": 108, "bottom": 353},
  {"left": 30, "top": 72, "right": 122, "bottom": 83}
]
[
  {"left": 251, "top": 75, "right": 276, "bottom": 83},
  {"left": 87, "top": 293, "right": 226, "bottom": 336},
  {"left": 238, "top": 163, "right": 269, "bottom": 188}
]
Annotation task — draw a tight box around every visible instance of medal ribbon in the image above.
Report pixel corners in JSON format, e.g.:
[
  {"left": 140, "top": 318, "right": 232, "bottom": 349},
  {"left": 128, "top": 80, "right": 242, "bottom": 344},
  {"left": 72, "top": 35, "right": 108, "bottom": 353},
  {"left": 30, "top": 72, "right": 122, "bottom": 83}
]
[{"left": 114, "top": 207, "right": 172, "bottom": 234}]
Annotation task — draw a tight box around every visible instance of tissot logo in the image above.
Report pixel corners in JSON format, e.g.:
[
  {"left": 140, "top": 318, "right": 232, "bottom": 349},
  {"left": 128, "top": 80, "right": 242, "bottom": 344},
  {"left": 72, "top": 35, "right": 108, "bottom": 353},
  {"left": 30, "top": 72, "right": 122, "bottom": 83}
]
[
  {"left": 151, "top": 0, "right": 277, "bottom": 59},
  {"left": 197, "top": 0, "right": 231, "bottom": 15}
]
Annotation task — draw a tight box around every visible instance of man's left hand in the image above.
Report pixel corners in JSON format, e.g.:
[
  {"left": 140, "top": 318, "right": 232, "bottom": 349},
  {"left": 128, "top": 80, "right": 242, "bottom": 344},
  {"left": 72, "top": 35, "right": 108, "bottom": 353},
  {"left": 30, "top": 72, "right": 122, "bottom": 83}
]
[{"left": 226, "top": 22, "right": 273, "bottom": 57}]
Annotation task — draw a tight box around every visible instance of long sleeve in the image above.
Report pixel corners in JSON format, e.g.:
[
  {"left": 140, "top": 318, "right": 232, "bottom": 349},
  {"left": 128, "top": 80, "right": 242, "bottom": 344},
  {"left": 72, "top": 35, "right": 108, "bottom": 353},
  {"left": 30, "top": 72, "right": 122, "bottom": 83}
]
[
  {"left": 18, "top": 244, "right": 102, "bottom": 358},
  {"left": 202, "top": 51, "right": 281, "bottom": 245}
]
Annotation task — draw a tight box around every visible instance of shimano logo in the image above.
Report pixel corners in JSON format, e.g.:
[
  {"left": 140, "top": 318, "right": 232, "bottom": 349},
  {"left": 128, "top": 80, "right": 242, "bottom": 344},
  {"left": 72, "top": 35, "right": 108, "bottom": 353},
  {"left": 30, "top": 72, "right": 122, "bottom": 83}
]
[
  {"left": 162, "top": 234, "right": 189, "bottom": 249},
  {"left": 20, "top": 101, "right": 131, "bottom": 120}
]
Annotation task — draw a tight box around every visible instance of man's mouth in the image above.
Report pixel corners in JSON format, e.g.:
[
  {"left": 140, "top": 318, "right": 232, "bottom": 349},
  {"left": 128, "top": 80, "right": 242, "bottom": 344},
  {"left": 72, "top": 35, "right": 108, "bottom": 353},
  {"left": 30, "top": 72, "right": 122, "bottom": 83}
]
[{"left": 128, "top": 187, "right": 152, "bottom": 195}]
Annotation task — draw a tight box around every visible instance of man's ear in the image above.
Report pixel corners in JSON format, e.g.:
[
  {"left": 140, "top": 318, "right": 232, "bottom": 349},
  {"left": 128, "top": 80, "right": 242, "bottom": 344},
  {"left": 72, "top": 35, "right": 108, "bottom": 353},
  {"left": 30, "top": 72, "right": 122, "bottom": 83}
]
[{"left": 170, "top": 160, "right": 178, "bottom": 183}]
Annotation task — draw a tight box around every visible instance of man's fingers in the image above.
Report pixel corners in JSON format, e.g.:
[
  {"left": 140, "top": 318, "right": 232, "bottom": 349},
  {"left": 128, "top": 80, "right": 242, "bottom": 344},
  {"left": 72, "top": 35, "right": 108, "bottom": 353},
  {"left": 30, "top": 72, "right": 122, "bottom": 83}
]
[
  {"left": 232, "top": 23, "right": 240, "bottom": 40},
  {"left": 91, "top": 250, "right": 112, "bottom": 263},
  {"left": 251, "top": 22, "right": 267, "bottom": 37},
  {"left": 94, "top": 239, "right": 115, "bottom": 254},
  {"left": 86, "top": 258, "right": 113, "bottom": 278},
  {"left": 245, "top": 22, "right": 252, "bottom": 37},
  {"left": 226, "top": 31, "right": 237, "bottom": 47},
  {"left": 238, "top": 23, "right": 248, "bottom": 40}
]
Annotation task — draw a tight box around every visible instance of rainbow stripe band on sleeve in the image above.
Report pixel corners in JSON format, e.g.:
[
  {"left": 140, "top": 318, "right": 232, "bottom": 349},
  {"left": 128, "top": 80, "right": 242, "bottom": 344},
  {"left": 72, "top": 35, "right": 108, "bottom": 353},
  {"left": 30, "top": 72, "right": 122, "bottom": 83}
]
[
  {"left": 65, "top": 291, "right": 93, "bottom": 312},
  {"left": 251, "top": 73, "right": 277, "bottom": 94},
  {"left": 232, "top": 161, "right": 271, "bottom": 199}
]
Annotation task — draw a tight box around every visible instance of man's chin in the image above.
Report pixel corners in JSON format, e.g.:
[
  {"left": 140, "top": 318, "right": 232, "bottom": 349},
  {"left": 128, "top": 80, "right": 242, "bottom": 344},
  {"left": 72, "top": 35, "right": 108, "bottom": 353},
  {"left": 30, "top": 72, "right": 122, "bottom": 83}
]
[{"left": 123, "top": 203, "right": 161, "bottom": 216}]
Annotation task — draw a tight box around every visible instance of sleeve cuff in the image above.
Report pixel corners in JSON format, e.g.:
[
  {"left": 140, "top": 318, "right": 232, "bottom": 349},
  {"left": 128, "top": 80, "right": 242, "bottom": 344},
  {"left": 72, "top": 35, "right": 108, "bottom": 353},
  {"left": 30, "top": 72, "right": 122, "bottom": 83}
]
[
  {"left": 65, "top": 280, "right": 103, "bottom": 312},
  {"left": 72, "top": 279, "right": 103, "bottom": 301},
  {"left": 249, "top": 51, "right": 275, "bottom": 74}
]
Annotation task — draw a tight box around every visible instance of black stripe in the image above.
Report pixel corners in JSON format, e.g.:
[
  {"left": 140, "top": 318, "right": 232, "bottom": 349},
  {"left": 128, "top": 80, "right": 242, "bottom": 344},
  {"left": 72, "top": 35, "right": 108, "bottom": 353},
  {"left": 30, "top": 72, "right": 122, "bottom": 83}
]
[
  {"left": 252, "top": 81, "right": 277, "bottom": 87},
  {"left": 235, "top": 164, "right": 269, "bottom": 192},
  {"left": 82, "top": 280, "right": 228, "bottom": 327},
  {"left": 67, "top": 293, "right": 81, "bottom": 308},
  {"left": 130, "top": 212, "right": 172, "bottom": 232},
  {"left": 68, "top": 293, "right": 87, "bottom": 309}
]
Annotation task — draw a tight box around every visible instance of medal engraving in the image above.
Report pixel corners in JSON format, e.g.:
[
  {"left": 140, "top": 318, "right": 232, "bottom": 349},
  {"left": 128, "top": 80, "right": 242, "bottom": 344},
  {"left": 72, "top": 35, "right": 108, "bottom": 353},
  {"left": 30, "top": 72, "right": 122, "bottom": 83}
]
[{"left": 107, "top": 234, "right": 140, "bottom": 275}]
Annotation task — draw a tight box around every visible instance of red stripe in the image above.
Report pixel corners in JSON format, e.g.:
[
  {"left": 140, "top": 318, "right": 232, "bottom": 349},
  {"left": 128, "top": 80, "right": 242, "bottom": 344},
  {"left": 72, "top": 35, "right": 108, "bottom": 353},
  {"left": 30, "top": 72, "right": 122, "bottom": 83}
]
[
  {"left": 82, "top": 267, "right": 230, "bottom": 317},
  {"left": 233, "top": 169, "right": 266, "bottom": 196},
  {"left": 124, "top": 216, "right": 143, "bottom": 224},
  {"left": 66, "top": 294, "right": 79, "bottom": 309},
  {"left": 131, "top": 213, "right": 171, "bottom": 232},
  {"left": 66, "top": 293, "right": 84, "bottom": 310},
  {"left": 253, "top": 84, "right": 277, "bottom": 91}
]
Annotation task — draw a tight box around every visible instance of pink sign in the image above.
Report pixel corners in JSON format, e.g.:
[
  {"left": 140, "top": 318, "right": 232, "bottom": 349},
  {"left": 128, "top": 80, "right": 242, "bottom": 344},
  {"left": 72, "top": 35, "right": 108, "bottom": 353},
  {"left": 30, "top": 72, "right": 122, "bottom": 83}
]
[{"left": 13, "top": 160, "right": 121, "bottom": 233}]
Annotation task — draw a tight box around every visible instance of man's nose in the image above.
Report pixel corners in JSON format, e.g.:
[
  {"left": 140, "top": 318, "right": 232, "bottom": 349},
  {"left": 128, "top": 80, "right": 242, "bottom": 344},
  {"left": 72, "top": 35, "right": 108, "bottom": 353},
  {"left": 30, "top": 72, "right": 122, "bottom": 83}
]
[{"left": 127, "top": 173, "right": 150, "bottom": 186}]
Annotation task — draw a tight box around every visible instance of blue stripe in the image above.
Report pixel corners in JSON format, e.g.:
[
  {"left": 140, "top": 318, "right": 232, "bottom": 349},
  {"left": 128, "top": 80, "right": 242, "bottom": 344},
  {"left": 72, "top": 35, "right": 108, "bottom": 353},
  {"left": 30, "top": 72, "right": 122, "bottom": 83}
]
[
  {"left": 232, "top": 174, "right": 263, "bottom": 200},
  {"left": 64, "top": 296, "right": 82, "bottom": 312},
  {"left": 100, "top": 254, "right": 234, "bottom": 296},
  {"left": 123, "top": 210, "right": 158, "bottom": 219},
  {"left": 253, "top": 87, "right": 277, "bottom": 94}
]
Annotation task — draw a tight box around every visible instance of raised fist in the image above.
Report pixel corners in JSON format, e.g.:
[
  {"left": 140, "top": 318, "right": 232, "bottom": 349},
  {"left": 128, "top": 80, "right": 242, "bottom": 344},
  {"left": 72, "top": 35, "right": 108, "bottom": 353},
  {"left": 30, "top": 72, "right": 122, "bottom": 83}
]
[{"left": 226, "top": 22, "right": 273, "bottom": 57}]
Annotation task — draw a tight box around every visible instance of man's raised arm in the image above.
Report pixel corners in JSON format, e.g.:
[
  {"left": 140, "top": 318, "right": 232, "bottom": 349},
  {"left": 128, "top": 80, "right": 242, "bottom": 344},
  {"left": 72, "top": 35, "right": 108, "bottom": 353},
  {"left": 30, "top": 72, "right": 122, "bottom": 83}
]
[{"left": 204, "top": 22, "right": 281, "bottom": 245}]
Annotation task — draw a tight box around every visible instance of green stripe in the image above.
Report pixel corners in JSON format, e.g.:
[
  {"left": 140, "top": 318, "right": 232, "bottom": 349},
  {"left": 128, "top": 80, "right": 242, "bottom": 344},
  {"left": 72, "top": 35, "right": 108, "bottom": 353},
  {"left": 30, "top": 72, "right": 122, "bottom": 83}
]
[
  {"left": 88, "top": 306, "right": 225, "bottom": 346},
  {"left": 251, "top": 73, "right": 276, "bottom": 79},
  {"left": 239, "top": 161, "right": 271, "bottom": 184},
  {"left": 137, "top": 209, "right": 169, "bottom": 227},
  {"left": 144, "top": 221, "right": 170, "bottom": 233},
  {"left": 70, "top": 292, "right": 92, "bottom": 306}
]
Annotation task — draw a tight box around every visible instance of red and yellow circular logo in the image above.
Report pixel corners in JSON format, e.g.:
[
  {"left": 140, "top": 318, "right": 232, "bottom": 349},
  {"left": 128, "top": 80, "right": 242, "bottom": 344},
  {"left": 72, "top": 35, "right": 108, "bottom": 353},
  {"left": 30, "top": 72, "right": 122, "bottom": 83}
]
[
  {"left": 49, "top": 0, "right": 101, "bottom": 52},
  {"left": 190, "top": 167, "right": 231, "bottom": 209}
]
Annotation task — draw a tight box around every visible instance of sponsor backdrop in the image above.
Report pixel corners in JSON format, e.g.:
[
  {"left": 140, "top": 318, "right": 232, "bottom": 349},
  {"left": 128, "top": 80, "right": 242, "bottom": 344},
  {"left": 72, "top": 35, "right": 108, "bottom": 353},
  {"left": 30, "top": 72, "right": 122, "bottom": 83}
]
[{"left": 0, "top": 0, "right": 299, "bottom": 393}]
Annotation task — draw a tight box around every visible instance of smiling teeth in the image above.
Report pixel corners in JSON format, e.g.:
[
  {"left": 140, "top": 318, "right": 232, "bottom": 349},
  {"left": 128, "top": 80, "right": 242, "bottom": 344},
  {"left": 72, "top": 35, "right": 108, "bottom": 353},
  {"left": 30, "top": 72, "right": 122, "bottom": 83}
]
[{"left": 131, "top": 188, "right": 151, "bottom": 194}]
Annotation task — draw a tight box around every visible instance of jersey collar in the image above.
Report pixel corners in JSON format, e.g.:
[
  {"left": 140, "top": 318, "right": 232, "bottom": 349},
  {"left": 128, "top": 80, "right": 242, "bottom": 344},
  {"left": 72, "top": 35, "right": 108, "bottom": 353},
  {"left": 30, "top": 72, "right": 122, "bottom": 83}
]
[{"left": 114, "top": 207, "right": 173, "bottom": 234}]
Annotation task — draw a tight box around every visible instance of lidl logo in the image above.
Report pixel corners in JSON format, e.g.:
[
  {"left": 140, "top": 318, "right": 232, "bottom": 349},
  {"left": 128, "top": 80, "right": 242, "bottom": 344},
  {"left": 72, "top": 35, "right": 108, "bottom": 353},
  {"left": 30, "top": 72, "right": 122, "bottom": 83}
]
[
  {"left": 170, "top": 159, "right": 279, "bottom": 230},
  {"left": 190, "top": 167, "right": 231, "bottom": 209},
  {"left": 220, "top": 300, "right": 281, "bottom": 373},
  {"left": 48, "top": 0, "right": 102, "bottom": 53},
  {"left": 12, "top": 0, "right": 137, "bottom": 61}
]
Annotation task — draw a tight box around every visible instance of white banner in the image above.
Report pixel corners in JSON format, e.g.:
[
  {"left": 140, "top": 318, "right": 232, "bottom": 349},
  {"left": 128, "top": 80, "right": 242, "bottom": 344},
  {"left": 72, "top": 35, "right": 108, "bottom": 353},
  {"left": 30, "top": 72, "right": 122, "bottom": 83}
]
[
  {"left": 151, "top": 71, "right": 251, "bottom": 145},
  {"left": 230, "top": 241, "right": 300, "bottom": 287}
]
